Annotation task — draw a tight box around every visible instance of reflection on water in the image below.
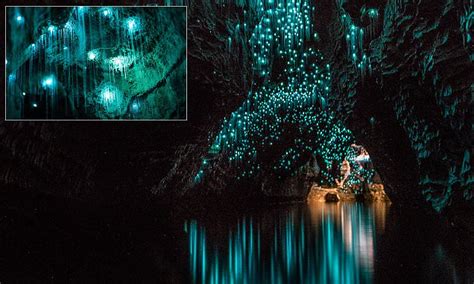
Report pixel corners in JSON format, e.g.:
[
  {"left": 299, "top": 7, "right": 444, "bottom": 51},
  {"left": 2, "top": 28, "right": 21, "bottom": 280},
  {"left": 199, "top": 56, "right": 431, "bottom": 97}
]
[{"left": 184, "top": 202, "right": 389, "bottom": 284}]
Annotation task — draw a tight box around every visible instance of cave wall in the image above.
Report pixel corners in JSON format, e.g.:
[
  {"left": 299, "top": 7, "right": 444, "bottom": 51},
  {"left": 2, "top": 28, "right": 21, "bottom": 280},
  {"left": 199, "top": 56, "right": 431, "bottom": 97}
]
[
  {"left": 176, "top": 0, "right": 472, "bottom": 213},
  {"left": 0, "top": 0, "right": 472, "bottom": 215},
  {"left": 0, "top": 0, "right": 250, "bottom": 207},
  {"left": 317, "top": 0, "right": 472, "bottom": 211}
]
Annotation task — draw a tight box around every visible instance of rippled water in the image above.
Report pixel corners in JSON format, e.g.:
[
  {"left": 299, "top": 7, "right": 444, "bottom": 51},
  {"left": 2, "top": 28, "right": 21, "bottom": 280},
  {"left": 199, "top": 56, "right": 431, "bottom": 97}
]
[
  {"left": 3, "top": 195, "right": 473, "bottom": 282},
  {"left": 184, "top": 202, "right": 473, "bottom": 284}
]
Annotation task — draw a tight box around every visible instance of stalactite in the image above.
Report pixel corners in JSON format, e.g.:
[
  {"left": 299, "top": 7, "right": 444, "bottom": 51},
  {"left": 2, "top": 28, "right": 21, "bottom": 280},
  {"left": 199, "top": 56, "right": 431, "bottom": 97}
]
[{"left": 460, "top": 0, "right": 473, "bottom": 54}]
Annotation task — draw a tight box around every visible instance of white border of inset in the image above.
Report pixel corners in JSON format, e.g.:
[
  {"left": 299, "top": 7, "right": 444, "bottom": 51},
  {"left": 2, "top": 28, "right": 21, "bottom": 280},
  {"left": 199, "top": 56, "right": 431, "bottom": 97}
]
[{"left": 5, "top": 5, "right": 188, "bottom": 121}]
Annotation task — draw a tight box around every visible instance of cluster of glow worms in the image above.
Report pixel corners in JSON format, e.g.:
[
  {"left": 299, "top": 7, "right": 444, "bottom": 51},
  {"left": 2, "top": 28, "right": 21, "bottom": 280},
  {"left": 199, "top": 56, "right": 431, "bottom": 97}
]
[
  {"left": 336, "top": 0, "right": 379, "bottom": 78},
  {"left": 194, "top": 0, "right": 377, "bottom": 186},
  {"left": 7, "top": 7, "right": 143, "bottom": 115}
]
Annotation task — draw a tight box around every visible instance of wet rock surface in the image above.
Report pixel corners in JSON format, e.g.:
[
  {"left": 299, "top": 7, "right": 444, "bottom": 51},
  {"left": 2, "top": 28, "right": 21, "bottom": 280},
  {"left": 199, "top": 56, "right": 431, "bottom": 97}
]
[{"left": 307, "top": 184, "right": 389, "bottom": 203}]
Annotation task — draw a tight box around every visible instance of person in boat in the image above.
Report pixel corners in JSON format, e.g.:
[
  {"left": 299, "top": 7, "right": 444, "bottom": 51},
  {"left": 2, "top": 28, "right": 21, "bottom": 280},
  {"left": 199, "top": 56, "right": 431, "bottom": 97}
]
[{"left": 335, "top": 159, "right": 351, "bottom": 189}]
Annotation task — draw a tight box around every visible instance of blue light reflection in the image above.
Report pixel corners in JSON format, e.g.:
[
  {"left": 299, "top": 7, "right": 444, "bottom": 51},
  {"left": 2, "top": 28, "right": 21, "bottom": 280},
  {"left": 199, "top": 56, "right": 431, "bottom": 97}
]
[{"left": 185, "top": 203, "right": 389, "bottom": 283}]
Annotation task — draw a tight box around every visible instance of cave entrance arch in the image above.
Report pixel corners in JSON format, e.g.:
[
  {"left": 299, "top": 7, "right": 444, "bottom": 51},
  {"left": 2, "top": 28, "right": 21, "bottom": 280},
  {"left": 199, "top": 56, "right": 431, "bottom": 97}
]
[{"left": 305, "top": 143, "right": 388, "bottom": 203}]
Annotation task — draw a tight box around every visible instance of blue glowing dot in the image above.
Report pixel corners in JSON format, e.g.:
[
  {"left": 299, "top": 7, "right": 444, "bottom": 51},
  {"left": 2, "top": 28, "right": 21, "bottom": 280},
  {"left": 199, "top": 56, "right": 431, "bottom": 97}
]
[
  {"left": 41, "top": 75, "right": 56, "bottom": 89},
  {"left": 96, "top": 83, "right": 124, "bottom": 113},
  {"left": 103, "top": 90, "right": 113, "bottom": 101},
  {"left": 87, "top": 50, "right": 99, "bottom": 61},
  {"left": 128, "top": 19, "right": 136, "bottom": 30},
  {"left": 32, "top": 103, "right": 38, "bottom": 108},
  {"left": 22, "top": 92, "right": 26, "bottom": 96},
  {"left": 64, "top": 21, "right": 74, "bottom": 31},
  {"left": 16, "top": 15, "right": 24, "bottom": 24},
  {"left": 8, "top": 74, "right": 16, "bottom": 81},
  {"left": 132, "top": 102, "right": 140, "bottom": 112},
  {"left": 48, "top": 25, "right": 57, "bottom": 33},
  {"left": 112, "top": 57, "right": 123, "bottom": 66},
  {"left": 125, "top": 17, "right": 141, "bottom": 33},
  {"left": 102, "top": 8, "right": 112, "bottom": 16},
  {"left": 367, "top": 8, "right": 378, "bottom": 18}
]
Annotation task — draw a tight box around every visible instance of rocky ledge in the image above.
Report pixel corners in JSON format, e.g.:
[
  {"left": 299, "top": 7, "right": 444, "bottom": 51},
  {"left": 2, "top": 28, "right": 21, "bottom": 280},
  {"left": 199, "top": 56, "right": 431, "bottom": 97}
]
[{"left": 307, "top": 184, "right": 390, "bottom": 203}]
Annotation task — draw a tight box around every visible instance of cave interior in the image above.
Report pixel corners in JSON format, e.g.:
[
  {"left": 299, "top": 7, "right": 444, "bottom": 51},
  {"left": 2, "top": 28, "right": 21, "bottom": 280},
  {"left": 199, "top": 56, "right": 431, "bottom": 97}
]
[
  {"left": 0, "top": 0, "right": 473, "bottom": 282},
  {"left": 6, "top": 6, "right": 186, "bottom": 120}
]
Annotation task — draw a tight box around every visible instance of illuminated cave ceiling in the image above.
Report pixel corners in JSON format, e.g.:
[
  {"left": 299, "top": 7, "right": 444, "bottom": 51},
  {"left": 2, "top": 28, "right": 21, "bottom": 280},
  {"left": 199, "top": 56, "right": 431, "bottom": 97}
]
[
  {"left": 165, "top": 0, "right": 473, "bottom": 213},
  {"left": 6, "top": 7, "right": 186, "bottom": 119},
  {"left": 0, "top": 0, "right": 472, "bottom": 215}
]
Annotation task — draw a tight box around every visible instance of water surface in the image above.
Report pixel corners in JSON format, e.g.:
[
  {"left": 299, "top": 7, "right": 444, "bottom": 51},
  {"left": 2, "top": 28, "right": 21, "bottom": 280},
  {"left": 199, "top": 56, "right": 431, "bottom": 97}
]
[
  {"left": 184, "top": 202, "right": 473, "bottom": 283},
  {"left": 2, "top": 196, "right": 473, "bottom": 283}
]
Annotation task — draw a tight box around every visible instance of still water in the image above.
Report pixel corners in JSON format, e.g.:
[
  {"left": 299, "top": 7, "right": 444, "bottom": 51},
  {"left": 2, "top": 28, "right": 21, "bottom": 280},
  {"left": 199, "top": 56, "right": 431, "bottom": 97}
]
[
  {"left": 3, "top": 196, "right": 474, "bottom": 282},
  {"left": 183, "top": 202, "right": 473, "bottom": 284}
]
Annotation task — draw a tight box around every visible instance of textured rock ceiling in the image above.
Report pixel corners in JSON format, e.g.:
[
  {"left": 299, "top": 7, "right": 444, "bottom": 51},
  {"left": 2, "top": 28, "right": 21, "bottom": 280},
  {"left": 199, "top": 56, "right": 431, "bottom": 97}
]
[
  {"left": 6, "top": 7, "right": 186, "bottom": 119},
  {"left": 0, "top": 1, "right": 472, "bottom": 216}
]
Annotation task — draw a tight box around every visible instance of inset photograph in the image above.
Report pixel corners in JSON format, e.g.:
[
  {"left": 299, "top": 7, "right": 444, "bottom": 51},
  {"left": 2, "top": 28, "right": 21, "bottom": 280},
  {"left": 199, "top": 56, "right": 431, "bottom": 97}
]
[{"left": 5, "top": 6, "right": 186, "bottom": 120}]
